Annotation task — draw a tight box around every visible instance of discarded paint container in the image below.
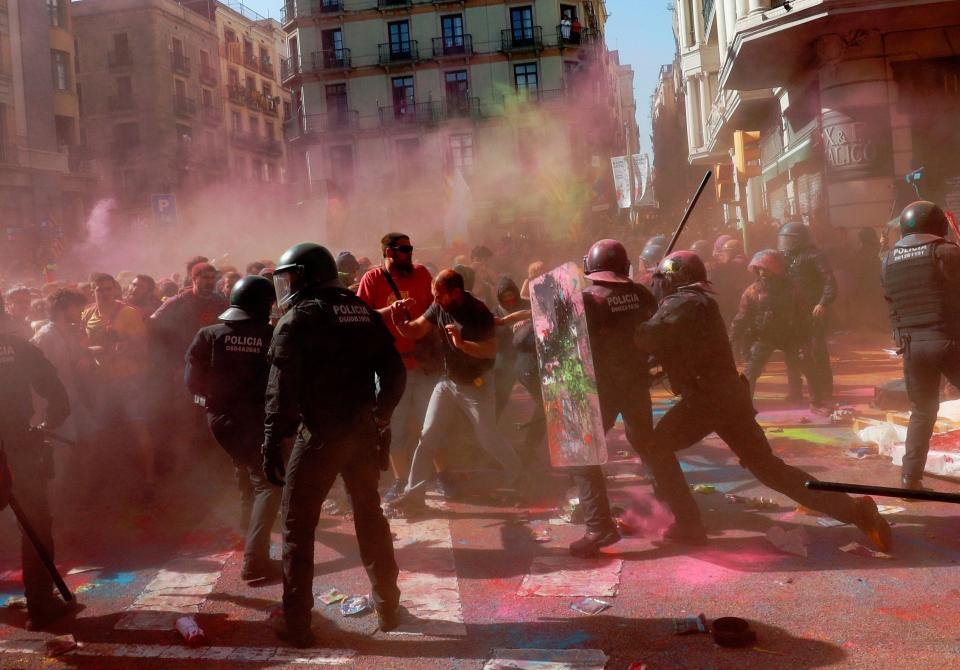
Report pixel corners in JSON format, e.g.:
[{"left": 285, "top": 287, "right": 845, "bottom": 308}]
[
  {"left": 672, "top": 612, "right": 708, "bottom": 635},
  {"left": 711, "top": 616, "right": 756, "bottom": 648},
  {"left": 175, "top": 616, "right": 206, "bottom": 645}
]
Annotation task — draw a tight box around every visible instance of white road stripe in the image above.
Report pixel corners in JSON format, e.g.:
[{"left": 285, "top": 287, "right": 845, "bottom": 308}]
[
  {"left": 390, "top": 516, "right": 466, "bottom": 637},
  {"left": 114, "top": 552, "right": 232, "bottom": 631},
  {"left": 0, "top": 640, "right": 355, "bottom": 664},
  {"left": 484, "top": 648, "right": 609, "bottom": 669}
]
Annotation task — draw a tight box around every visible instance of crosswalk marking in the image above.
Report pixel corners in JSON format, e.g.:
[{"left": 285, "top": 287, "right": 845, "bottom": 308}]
[
  {"left": 0, "top": 640, "right": 355, "bottom": 664},
  {"left": 114, "top": 552, "right": 232, "bottom": 631},
  {"left": 390, "top": 517, "right": 466, "bottom": 637}
]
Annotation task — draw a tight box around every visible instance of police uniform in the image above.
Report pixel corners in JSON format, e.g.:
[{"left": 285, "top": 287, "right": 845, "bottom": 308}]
[
  {"left": 0, "top": 334, "right": 70, "bottom": 624},
  {"left": 881, "top": 233, "right": 960, "bottom": 484},
  {"left": 730, "top": 275, "right": 811, "bottom": 397},
  {"left": 264, "top": 285, "right": 406, "bottom": 638},
  {"left": 784, "top": 246, "right": 837, "bottom": 403},
  {"left": 638, "top": 286, "right": 884, "bottom": 536},
  {"left": 186, "top": 318, "right": 278, "bottom": 576},
  {"left": 574, "top": 281, "right": 703, "bottom": 543}
]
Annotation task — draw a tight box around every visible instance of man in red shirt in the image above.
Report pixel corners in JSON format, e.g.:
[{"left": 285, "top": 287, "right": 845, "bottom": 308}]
[{"left": 357, "top": 233, "right": 439, "bottom": 501}]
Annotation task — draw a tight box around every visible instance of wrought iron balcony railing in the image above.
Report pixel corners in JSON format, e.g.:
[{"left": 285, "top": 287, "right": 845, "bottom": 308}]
[
  {"left": 379, "top": 40, "right": 419, "bottom": 66},
  {"left": 312, "top": 48, "right": 352, "bottom": 71},
  {"left": 378, "top": 101, "right": 442, "bottom": 127},
  {"left": 200, "top": 63, "right": 218, "bottom": 85},
  {"left": 501, "top": 26, "right": 543, "bottom": 52},
  {"left": 171, "top": 52, "right": 191, "bottom": 75},
  {"left": 174, "top": 95, "right": 197, "bottom": 117},
  {"left": 432, "top": 34, "right": 473, "bottom": 58},
  {"left": 108, "top": 50, "right": 132, "bottom": 68}
]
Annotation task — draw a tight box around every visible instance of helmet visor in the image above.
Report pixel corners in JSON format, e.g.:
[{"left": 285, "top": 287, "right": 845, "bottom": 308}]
[
  {"left": 777, "top": 234, "right": 799, "bottom": 253},
  {"left": 272, "top": 271, "right": 295, "bottom": 313}
]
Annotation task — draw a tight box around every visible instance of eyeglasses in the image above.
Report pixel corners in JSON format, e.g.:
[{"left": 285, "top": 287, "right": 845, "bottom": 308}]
[{"left": 392, "top": 245, "right": 414, "bottom": 254}]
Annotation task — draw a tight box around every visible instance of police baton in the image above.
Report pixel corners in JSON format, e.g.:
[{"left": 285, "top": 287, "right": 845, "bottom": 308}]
[
  {"left": 7, "top": 495, "right": 73, "bottom": 601},
  {"left": 805, "top": 480, "right": 960, "bottom": 505},
  {"left": 664, "top": 170, "right": 712, "bottom": 258}
]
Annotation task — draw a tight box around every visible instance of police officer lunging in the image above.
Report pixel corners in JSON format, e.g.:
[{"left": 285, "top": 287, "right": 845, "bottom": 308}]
[
  {"left": 881, "top": 201, "right": 960, "bottom": 492},
  {"left": 186, "top": 275, "right": 279, "bottom": 582},
  {"left": 262, "top": 243, "right": 406, "bottom": 647},
  {"left": 638, "top": 251, "right": 892, "bottom": 553}
]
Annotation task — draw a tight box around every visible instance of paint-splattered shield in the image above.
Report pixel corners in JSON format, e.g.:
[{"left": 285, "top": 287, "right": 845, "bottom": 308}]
[{"left": 530, "top": 262, "right": 607, "bottom": 467}]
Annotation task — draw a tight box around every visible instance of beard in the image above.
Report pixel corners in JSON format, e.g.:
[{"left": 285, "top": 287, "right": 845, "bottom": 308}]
[{"left": 393, "top": 258, "right": 414, "bottom": 275}]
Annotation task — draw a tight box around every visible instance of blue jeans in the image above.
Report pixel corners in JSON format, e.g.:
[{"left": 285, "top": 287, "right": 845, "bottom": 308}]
[
  {"left": 388, "top": 366, "right": 437, "bottom": 470},
  {"left": 405, "top": 373, "right": 523, "bottom": 496}
]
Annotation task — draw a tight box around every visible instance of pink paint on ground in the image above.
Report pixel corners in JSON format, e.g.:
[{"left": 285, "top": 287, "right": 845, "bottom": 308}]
[{"left": 612, "top": 490, "right": 673, "bottom": 539}]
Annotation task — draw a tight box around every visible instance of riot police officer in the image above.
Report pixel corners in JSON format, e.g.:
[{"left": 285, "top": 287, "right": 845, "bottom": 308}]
[
  {"left": 778, "top": 221, "right": 838, "bottom": 407},
  {"left": 635, "top": 234, "right": 667, "bottom": 286},
  {"left": 262, "top": 243, "right": 406, "bottom": 647},
  {"left": 637, "top": 251, "right": 892, "bottom": 552},
  {"left": 0, "top": 332, "right": 71, "bottom": 629},
  {"left": 570, "top": 240, "right": 705, "bottom": 557},
  {"left": 881, "top": 201, "right": 960, "bottom": 491},
  {"left": 186, "top": 275, "right": 279, "bottom": 582}
]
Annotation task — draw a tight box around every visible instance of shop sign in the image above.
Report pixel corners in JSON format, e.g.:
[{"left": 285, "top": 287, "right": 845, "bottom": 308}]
[{"left": 821, "top": 108, "right": 892, "bottom": 180}]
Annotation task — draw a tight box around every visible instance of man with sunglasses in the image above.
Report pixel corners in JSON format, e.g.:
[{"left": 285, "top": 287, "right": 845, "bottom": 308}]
[{"left": 356, "top": 233, "right": 441, "bottom": 502}]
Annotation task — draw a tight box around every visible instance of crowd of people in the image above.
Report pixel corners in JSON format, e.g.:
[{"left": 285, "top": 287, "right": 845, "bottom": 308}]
[{"left": 5, "top": 200, "right": 953, "bottom": 645}]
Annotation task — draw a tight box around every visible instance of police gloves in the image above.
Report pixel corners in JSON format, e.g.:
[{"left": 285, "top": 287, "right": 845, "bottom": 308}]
[{"left": 262, "top": 442, "right": 286, "bottom": 487}]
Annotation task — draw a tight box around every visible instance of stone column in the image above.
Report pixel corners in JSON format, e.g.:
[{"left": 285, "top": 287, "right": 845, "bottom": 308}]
[
  {"left": 677, "top": 0, "right": 691, "bottom": 49},
  {"left": 725, "top": 0, "right": 737, "bottom": 48},
  {"left": 698, "top": 74, "right": 712, "bottom": 147},
  {"left": 715, "top": 0, "right": 729, "bottom": 58},
  {"left": 748, "top": 0, "right": 770, "bottom": 12},
  {"left": 815, "top": 32, "right": 896, "bottom": 229},
  {"left": 692, "top": 0, "right": 705, "bottom": 43},
  {"left": 685, "top": 77, "right": 703, "bottom": 149}
]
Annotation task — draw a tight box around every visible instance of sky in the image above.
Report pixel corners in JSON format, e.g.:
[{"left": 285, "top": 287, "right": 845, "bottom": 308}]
[{"left": 234, "top": 0, "right": 677, "bottom": 155}]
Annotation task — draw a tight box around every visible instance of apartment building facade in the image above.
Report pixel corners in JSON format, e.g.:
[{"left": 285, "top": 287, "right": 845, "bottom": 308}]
[
  {"left": 73, "top": 0, "right": 290, "bottom": 223},
  {"left": 279, "top": 0, "right": 623, "bottom": 246},
  {"left": 675, "top": 0, "right": 960, "bottom": 234},
  {"left": 0, "top": 0, "right": 93, "bottom": 279}
]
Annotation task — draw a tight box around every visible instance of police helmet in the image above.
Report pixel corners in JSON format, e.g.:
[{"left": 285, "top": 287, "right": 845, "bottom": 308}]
[
  {"left": 219, "top": 275, "right": 276, "bottom": 322},
  {"left": 777, "top": 221, "right": 811, "bottom": 254},
  {"left": 658, "top": 251, "right": 709, "bottom": 289},
  {"left": 748, "top": 249, "right": 785, "bottom": 276},
  {"left": 899, "top": 200, "right": 948, "bottom": 237},
  {"left": 640, "top": 235, "right": 667, "bottom": 267},
  {"left": 584, "top": 239, "right": 631, "bottom": 284},
  {"left": 273, "top": 243, "right": 339, "bottom": 311}
]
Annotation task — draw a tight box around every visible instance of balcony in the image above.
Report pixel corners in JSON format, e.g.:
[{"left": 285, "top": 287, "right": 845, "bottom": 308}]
[
  {"left": 528, "top": 88, "right": 568, "bottom": 104},
  {"left": 227, "top": 85, "right": 247, "bottom": 105},
  {"left": 174, "top": 95, "right": 197, "bottom": 118},
  {"left": 379, "top": 101, "right": 442, "bottom": 128},
  {"left": 230, "top": 130, "right": 284, "bottom": 156},
  {"left": 200, "top": 63, "right": 218, "bottom": 86},
  {"left": 108, "top": 95, "right": 135, "bottom": 112},
  {"left": 500, "top": 26, "right": 543, "bottom": 53},
  {"left": 287, "top": 111, "right": 360, "bottom": 140},
  {"left": 379, "top": 40, "right": 419, "bottom": 66},
  {"left": 281, "top": 57, "right": 300, "bottom": 82},
  {"left": 243, "top": 52, "right": 259, "bottom": 71},
  {"left": 171, "top": 52, "right": 191, "bottom": 76},
  {"left": 259, "top": 56, "right": 274, "bottom": 78},
  {"left": 432, "top": 34, "right": 473, "bottom": 59},
  {"left": 445, "top": 96, "right": 480, "bottom": 119},
  {"left": 107, "top": 50, "right": 132, "bottom": 68},
  {"left": 312, "top": 48, "right": 352, "bottom": 71},
  {"left": 557, "top": 25, "right": 593, "bottom": 47},
  {"left": 378, "top": 0, "right": 411, "bottom": 8}
]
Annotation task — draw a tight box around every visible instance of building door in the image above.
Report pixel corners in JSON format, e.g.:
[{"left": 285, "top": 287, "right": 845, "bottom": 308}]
[
  {"left": 392, "top": 76, "right": 415, "bottom": 120},
  {"left": 441, "top": 15, "right": 464, "bottom": 53},
  {"left": 389, "top": 21, "right": 411, "bottom": 58},
  {"left": 510, "top": 6, "right": 534, "bottom": 45}
]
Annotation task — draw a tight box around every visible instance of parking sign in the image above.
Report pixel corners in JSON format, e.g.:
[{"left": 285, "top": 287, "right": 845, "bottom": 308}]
[{"left": 151, "top": 194, "right": 177, "bottom": 226}]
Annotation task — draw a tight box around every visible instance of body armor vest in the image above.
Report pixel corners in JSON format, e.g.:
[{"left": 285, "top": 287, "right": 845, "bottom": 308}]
[{"left": 883, "top": 235, "right": 960, "bottom": 336}]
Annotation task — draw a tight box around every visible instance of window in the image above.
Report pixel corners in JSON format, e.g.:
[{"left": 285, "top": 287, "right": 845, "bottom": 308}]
[
  {"left": 201, "top": 88, "right": 214, "bottom": 108},
  {"left": 328, "top": 144, "right": 354, "bottom": 193},
  {"left": 396, "top": 137, "right": 422, "bottom": 180},
  {"left": 229, "top": 69, "right": 240, "bottom": 88},
  {"left": 245, "top": 75, "right": 255, "bottom": 92},
  {"left": 392, "top": 76, "right": 414, "bottom": 119},
  {"left": 321, "top": 29, "right": 343, "bottom": 67},
  {"left": 389, "top": 21, "right": 411, "bottom": 57},
  {"left": 441, "top": 15, "right": 465, "bottom": 51},
  {"left": 47, "top": 0, "right": 65, "bottom": 28},
  {"left": 175, "top": 78, "right": 187, "bottom": 99},
  {"left": 262, "top": 82, "right": 272, "bottom": 99},
  {"left": 514, "top": 63, "right": 538, "bottom": 93},
  {"left": 113, "top": 33, "right": 130, "bottom": 60},
  {"left": 449, "top": 133, "right": 473, "bottom": 172},
  {"left": 249, "top": 116, "right": 260, "bottom": 137},
  {"left": 283, "top": 101, "right": 292, "bottom": 121},
  {"left": 51, "top": 50, "right": 70, "bottom": 91},
  {"left": 559, "top": 4, "right": 578, "bottom": 20},
  {"left": 266, "top": 122, "right": 275, "bottom": 140},
  {"left": 326, "top": 83, "right": 348, "bottom": 125},
  {"left": 172, "top": 38, "right": 184, "bottom": 56},
  {"left": 55, "top": 115, "right": 73, "bottom": 148},
  {"left": 510, "top": 6, "right": 534, "bottom": 44},
  {"left": 200, "top": 50, "right": 211, "bottom": 68},
  {"left": 232, "top": 110, "right": 242, "bottom": 131},
  {"left": 176, "top": 124, "right": 192, "bottom": 142},
  {"left": 445, "top": 70, "right": 469, "bottom": 114}
]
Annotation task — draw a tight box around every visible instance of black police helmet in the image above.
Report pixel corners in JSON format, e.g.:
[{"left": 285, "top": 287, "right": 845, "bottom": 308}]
[
  {"left": 658, "top": 250, "right": 709, "bottom": 289},
  {"left": 640, "top": 235, "right": 667, "bottom": 266},
  {"left": 777, "top": 221, "right": 811, "bottom": 254},
  {"left": 900, "top": 200, "right": 948, "bottom": 237},
  {"left": 273, "top": 243, "right": 339, "bottom": 311},
  {"left": 584, "top": 239, "right": 631, "bottom": 284},
  {"left": 220, "top": 275, "right": 276, "bottom": 322}
]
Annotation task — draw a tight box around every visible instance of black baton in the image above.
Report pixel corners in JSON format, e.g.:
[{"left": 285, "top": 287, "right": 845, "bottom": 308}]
[
  {"left": 805, "top": 480, "right": 960, "bottom": 505},
  {"left": 7, "top": 495, "right": 73, "bottom": 601},
  {"left": 664, "top": 170, "right": 713, "bottom": 258}
]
